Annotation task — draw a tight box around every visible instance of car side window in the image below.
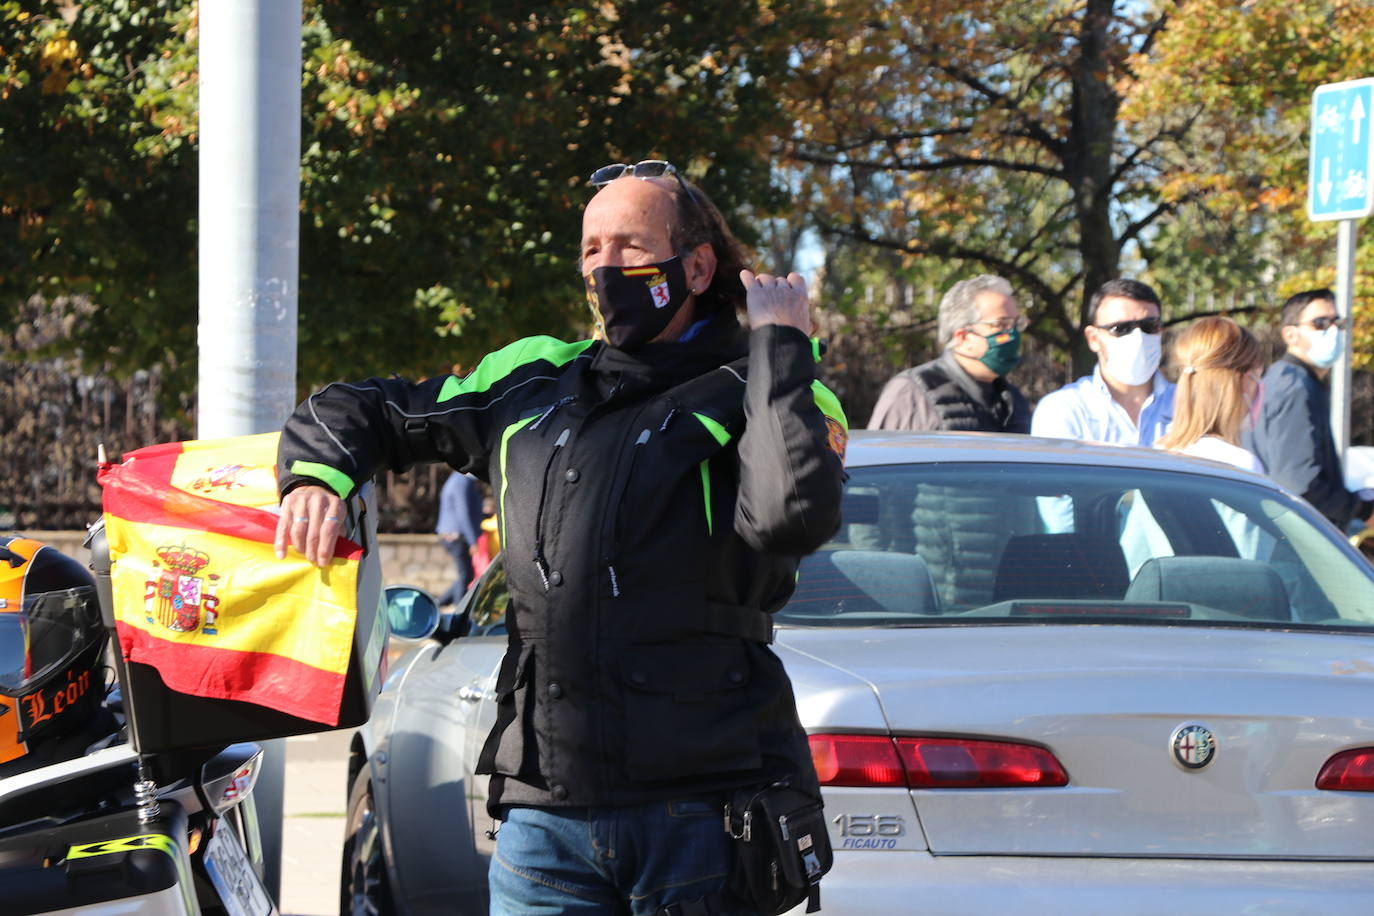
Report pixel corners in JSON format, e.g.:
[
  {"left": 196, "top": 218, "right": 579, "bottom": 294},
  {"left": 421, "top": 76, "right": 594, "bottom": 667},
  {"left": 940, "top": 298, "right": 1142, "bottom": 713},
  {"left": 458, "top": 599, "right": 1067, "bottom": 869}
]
[{"left": 1117, "top": 490, "right": 1174, "bottom": 578}]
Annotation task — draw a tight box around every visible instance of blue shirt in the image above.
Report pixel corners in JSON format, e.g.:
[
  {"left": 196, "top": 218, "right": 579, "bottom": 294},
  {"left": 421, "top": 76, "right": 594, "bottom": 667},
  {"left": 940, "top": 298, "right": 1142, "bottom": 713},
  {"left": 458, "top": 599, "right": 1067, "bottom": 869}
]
[
  {"left": 1031, "top": 367, "right": 1175, "bottom": 447},
  {"left": 435, "top": 472, "right": 484, "bottom": 543}
]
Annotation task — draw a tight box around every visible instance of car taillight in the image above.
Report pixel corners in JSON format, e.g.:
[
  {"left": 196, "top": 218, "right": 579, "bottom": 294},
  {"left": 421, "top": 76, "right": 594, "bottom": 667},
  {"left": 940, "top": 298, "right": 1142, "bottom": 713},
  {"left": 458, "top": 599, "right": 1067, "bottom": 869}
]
[
  {"left": 809, "top": 734, "right": 1068, "bottom": 788},
  {"left": 896, "top": 737, "right": 1068, "bottom": 788},
  {"left": 809, "top": 734, "right": 906, "bottom": 787},
  {"left": 1316, "top": 748, "right": 1374, "bottom": 791}
]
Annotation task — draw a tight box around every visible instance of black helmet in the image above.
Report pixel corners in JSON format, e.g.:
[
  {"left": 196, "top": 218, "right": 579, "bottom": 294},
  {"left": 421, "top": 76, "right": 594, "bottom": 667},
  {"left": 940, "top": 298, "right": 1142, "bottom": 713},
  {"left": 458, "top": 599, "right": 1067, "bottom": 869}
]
[{"left": 0, "top": 535, "right": 107, "bottom": 773}]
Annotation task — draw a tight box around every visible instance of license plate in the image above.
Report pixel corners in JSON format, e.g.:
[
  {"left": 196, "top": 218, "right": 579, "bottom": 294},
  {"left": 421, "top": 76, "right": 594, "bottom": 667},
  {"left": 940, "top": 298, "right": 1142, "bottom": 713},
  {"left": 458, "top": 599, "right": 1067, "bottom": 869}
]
[{"left": 203, "top": 822, "right": 276, "bottom": 916}]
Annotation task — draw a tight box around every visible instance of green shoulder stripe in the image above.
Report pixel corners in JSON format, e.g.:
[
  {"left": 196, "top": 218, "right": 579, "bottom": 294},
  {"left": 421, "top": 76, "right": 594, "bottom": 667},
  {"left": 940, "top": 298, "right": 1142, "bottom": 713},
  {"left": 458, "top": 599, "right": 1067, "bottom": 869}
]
[
  {"left": 811, "top": 381, "right": 848, "bottom": 430},
  {"left": 438, "top": 336, "right": 594, "bottom": 403}
]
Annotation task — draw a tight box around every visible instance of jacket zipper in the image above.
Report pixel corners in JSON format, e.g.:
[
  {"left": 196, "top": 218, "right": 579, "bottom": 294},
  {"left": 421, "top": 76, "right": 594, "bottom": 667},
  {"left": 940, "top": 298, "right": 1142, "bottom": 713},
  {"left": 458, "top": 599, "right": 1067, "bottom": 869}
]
[
  {"left": 659, "top": 399, "right": 679, "bottom": 432},
  {"left": 605, "top": 427, "right": 651, "bottom": 597},
  {"left": 530, "top": 394, "right": 577, "bottom": 431},
  {"left": 532, "top": 427, "right": 571, "bottom": 590}
]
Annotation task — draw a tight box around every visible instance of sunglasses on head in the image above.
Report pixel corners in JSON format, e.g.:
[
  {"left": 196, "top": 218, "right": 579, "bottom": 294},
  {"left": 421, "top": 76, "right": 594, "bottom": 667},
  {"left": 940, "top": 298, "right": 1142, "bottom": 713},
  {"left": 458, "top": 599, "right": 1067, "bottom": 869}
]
[
  {"left": 1093, "top": 317, "right": 1162, "bottom": 337},
  {"left": 590, "top": 160, "right": 686, "bottom": 191}
]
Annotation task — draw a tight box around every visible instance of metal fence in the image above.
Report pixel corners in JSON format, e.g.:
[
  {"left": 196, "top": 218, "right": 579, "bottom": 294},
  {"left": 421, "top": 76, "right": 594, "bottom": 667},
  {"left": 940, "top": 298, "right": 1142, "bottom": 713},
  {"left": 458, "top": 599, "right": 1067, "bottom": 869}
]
[
  {"left": 0, "top": 353, "right": 448, "bottom": 534},
  {"left": 4, "top": 306, "right": 1371, "bottom": 533}
]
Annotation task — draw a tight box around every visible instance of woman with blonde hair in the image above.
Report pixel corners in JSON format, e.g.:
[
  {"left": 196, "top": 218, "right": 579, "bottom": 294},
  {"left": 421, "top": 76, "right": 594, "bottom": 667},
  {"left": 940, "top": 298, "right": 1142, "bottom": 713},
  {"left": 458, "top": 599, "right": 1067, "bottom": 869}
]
[{"left": 1157, "top": 316, "right": 1265, "bottom": 473}]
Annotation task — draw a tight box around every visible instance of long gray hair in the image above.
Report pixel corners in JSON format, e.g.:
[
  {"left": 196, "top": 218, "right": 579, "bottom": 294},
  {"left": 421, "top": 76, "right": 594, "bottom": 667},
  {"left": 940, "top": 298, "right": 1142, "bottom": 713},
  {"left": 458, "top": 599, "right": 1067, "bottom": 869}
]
[{"left": 937, "top": 275, "right": 1014, "bottom": 349}]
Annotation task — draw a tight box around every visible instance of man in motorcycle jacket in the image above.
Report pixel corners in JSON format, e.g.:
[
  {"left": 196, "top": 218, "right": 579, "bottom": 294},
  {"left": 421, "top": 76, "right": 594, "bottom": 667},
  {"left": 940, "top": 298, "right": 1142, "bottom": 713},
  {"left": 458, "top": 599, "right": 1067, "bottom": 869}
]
[{"left": 274, "top": 161, "right": 847, "bottom": 914}]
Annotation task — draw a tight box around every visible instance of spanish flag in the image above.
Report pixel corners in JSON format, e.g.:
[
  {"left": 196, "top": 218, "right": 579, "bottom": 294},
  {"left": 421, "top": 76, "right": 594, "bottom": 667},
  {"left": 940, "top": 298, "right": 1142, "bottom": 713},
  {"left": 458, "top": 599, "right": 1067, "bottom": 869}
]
[{"left": 98, "top": 433, "right": 360, "bottom": 725}]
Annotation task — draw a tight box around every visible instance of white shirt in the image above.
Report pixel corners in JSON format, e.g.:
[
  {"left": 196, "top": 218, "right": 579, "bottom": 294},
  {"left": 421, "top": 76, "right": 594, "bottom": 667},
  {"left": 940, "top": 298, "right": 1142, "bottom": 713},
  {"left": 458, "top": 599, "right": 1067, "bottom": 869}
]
[
  {"left": 1180, "top": 436, "right": 1264, "bottom": 474},
  {"left": 1031, "top": 366, "right": 1175, "bottom": 446},
  {"left": 1178, "top": 436, "right": 1269, "bottom": 559},
  {"left": 1033, "top": 367, "right": 1176, "bottom": 534}
]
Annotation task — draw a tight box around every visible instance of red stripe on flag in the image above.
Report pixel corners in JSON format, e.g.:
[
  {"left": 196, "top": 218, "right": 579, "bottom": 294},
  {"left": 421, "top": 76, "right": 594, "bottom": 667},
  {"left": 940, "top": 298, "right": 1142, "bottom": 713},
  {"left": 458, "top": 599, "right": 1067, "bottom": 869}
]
[
  {"left": 117, "top": 623, "right": 348, "bottom": 726},
  {"left": 114, "top": 440, "right": 188, "bottom": 471},
  {"left": 98, "top": 462, "right": 362, "bottom": 562}
]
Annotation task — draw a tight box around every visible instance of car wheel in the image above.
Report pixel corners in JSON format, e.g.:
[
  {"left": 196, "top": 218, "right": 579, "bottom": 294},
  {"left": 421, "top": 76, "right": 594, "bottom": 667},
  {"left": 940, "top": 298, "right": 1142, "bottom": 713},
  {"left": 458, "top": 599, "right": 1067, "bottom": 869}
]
[{"left": 341, "top": 767, "right": 394, "bottom": 916}]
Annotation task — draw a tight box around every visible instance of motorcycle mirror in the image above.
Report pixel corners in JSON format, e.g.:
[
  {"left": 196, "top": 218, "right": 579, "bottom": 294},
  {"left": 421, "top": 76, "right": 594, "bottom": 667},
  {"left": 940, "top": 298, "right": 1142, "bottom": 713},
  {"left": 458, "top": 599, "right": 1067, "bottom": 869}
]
[{"left": 384, "top": 586, "right": 441, "bottom": 642}]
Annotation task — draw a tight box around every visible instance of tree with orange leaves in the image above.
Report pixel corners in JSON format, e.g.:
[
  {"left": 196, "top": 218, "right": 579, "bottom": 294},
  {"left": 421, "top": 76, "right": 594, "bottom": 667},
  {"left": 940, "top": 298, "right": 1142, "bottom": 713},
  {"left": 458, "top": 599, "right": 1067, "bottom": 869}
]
[{"left": 783, "top": 0, "right": 1373, "bottom": 370}]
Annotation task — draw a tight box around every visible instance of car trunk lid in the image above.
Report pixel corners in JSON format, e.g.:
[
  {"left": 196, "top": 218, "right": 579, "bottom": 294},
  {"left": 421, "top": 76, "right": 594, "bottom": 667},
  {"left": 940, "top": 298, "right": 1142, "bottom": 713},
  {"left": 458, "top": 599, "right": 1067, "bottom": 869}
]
[{"left": 777, "top": 623, "right": 1374, "bottom": 858}]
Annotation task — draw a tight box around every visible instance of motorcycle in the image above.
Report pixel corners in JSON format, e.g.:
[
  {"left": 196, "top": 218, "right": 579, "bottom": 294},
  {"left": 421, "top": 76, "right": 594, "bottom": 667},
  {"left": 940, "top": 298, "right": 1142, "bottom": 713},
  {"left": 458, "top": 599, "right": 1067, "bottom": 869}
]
[
  {"left": 0, "top": 434, "right": 386, "bottom": 915},
  {"left": 0, "top": 521, "right": 278, "bottom": 916}
]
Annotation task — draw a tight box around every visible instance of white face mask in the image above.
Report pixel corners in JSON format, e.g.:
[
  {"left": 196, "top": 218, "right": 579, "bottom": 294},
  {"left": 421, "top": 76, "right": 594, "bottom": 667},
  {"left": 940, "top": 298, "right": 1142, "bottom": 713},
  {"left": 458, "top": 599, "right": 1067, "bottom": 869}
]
[
  {"left": 1101, "top": 328, "right": 1161, "bottom": 387},
  {"left": 1305, "top": 325, "right": 1341, "bottom": 369}
]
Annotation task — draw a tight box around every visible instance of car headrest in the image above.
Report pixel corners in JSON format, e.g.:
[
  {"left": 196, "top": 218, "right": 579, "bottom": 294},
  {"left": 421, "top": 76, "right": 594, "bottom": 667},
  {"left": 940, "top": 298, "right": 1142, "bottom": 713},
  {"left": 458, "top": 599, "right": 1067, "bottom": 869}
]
[
  {"left": 792, "top": 550, "right": 941, "bottom": 617},
  {"left": 1124, "top": 556, "right": 1291, "bottom": 621},
  {"left": 993, "top": 534, "right": 1129, "bottom": 602}
]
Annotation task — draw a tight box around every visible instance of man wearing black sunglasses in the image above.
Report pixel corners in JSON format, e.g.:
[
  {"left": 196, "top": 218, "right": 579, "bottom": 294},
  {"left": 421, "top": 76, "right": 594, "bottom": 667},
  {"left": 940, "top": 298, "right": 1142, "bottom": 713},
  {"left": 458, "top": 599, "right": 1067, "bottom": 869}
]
[
  {"left": 1249, "top": 288, "right": 1373, "bottom": 530},
  {"left": 1032, "top": 278, "right": 1175, "bottom": 449},
  {"left": 274, "top": 160, "right": 845, "bottom": 914}
]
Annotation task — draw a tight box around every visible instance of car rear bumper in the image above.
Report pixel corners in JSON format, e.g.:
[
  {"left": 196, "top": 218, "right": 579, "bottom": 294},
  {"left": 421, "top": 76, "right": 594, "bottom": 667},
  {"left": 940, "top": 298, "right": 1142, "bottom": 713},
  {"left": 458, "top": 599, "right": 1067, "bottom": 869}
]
[{"left": 802, "top": 851, "right": 1374, "bottom": 915}]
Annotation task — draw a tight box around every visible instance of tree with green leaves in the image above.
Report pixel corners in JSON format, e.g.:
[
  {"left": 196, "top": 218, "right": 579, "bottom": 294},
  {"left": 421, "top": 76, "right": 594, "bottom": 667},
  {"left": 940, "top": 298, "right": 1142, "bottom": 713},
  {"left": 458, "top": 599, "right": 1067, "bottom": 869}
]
[
  {"left": 2, "top": 0, "right": 820, "bottom": 401},
  {"left": 1, "top": 0, "right": 823, "bottom": 526}
]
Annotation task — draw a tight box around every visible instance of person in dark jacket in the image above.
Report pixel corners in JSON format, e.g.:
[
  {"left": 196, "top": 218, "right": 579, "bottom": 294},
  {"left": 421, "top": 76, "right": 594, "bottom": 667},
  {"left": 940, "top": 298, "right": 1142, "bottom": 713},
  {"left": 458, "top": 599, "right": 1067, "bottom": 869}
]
[
  {"left": 867, "top": 274, "right": 1030, "bottom": 433},
  {"left": 864, "top": 275, "right": 1029, "bottom": 608},
  {"left": 434, "top": 470, "right": 484, "bottom": 605},
  {"left": 273, "top": 160, "right": 846, "bottom": 915},
  {"left": 1250, "top": 288, "right": 1373, "bottom": 531}
]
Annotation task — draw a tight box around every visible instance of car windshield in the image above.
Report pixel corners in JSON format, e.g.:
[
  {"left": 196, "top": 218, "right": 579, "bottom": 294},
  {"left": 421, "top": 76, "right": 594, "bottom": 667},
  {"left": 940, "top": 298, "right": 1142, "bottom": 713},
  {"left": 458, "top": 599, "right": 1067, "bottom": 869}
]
[{"left": 778, "top": 462, "right": 1374, "bottom": 630}]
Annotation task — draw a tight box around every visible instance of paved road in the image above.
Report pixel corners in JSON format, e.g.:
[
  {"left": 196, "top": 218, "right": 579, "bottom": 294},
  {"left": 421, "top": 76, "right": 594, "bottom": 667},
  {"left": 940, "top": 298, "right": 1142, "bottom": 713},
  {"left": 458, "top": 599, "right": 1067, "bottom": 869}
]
[{"left": 279, "top": 728, "right": 353, "bottom": 916}]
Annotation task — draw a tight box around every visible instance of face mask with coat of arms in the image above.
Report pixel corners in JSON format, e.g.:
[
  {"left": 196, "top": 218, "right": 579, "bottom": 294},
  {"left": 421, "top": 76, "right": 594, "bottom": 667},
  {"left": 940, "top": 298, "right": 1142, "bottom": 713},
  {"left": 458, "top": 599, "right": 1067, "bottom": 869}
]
[{"left": 584, "top": 256, "right": 691, "bottom": 351}]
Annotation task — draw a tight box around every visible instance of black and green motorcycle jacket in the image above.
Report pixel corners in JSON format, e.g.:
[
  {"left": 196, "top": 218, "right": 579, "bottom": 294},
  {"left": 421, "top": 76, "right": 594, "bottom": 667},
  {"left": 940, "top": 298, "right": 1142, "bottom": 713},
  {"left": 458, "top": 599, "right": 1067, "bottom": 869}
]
[{"left": 277, "top": 315, "right": 848, "bottom": 810}]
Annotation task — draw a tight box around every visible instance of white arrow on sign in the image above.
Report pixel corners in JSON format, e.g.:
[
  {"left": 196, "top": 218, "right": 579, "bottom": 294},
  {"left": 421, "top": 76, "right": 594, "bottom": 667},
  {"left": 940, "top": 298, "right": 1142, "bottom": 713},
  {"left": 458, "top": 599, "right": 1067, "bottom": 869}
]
[
  {"left": 1319, "top": 158, "right": 1333, "bottom": 204},
  {"left": 1353, "top": 96, "right": 1366, "bottom": 144}
]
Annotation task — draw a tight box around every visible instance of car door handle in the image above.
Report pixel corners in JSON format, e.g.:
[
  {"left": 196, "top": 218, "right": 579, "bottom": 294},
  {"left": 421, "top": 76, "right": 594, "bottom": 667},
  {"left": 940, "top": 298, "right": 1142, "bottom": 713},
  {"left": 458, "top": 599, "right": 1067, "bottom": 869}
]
[{"left": 457, "top": 684, "right": 486, "bottom": 703}]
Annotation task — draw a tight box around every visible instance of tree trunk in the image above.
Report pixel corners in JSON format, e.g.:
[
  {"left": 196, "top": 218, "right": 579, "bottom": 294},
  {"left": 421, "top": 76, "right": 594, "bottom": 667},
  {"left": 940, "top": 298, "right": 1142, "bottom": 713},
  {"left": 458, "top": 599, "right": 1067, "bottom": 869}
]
[{"left": 1065, "top": 0, "right": 1123, "bottom": 376}]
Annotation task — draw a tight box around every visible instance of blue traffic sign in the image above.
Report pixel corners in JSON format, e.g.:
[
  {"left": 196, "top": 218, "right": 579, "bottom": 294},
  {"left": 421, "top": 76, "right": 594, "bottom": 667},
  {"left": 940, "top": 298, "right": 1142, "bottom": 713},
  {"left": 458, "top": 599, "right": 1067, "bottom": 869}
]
[{"left": 1309, "top": 78, "right": 1374, "bottom": 221}]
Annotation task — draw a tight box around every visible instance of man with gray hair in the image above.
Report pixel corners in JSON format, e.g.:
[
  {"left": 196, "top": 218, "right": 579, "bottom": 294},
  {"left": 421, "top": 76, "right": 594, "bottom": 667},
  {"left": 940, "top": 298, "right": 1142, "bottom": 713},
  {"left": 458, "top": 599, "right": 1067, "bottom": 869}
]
[{"left": 868, "top": 274, "right": 1030, "bottom": 432}]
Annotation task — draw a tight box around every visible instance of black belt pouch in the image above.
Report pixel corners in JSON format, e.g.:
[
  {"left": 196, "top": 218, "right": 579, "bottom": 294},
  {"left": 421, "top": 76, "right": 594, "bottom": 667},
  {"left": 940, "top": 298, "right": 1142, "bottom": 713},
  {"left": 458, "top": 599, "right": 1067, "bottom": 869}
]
[{"left": 724, "top": 781, "right": 833, "bottom": 914}]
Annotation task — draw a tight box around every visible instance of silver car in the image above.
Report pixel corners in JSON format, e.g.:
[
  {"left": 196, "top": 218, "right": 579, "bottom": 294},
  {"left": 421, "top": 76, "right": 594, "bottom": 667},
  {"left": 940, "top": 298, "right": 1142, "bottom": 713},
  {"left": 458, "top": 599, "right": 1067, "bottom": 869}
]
[{"left": 344, "top": 432, "right": 1374, "bottom": 915}]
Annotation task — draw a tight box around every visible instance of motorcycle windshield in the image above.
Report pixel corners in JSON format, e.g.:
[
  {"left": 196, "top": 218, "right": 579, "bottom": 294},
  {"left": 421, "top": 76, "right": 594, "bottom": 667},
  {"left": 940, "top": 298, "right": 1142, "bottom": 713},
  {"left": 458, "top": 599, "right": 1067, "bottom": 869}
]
[{"left": 0, "top": 586, "right": 101, "bottom": 695}]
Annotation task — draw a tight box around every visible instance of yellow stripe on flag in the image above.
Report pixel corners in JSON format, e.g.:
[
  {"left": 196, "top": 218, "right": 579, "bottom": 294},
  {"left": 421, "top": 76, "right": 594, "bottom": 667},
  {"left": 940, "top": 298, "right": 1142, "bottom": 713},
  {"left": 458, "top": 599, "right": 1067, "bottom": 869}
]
[{"left": 104, "top": 517, "right": 356, "bottom": 677}]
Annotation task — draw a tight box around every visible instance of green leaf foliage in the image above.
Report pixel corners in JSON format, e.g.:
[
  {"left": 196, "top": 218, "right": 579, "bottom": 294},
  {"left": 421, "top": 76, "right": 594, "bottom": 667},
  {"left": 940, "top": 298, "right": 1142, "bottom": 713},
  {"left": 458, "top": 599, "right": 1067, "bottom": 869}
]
[{"left": 1, "top": 0, "right": 818, "bottom": 400}]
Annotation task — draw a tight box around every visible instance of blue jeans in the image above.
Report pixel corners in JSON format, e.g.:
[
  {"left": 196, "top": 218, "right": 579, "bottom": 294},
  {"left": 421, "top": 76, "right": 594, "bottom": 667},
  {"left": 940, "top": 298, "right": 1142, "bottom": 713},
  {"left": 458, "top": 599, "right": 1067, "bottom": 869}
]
[{"left": 489, "top": 798, "right": 750, "bottom": 915}]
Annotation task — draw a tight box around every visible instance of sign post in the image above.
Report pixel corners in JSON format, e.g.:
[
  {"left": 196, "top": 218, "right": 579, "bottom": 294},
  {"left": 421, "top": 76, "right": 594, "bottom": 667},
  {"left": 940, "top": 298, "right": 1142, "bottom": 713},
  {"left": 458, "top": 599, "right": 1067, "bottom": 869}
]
[{"left": 1308, "top": 77, "right": 1374, "bottom": 464}]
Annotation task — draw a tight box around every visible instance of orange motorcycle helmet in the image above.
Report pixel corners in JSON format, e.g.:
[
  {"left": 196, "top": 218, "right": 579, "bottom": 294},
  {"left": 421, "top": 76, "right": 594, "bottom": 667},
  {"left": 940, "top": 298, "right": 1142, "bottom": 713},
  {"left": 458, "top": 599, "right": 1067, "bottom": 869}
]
[{"left": 0, "top": 535, "right": 107, "bottom": 771}]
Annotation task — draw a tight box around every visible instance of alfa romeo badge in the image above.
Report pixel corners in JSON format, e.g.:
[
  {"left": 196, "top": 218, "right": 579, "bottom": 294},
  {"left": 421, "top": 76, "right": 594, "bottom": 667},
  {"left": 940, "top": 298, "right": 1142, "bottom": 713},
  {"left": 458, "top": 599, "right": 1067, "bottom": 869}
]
[{"left": 1170, "top": 723, "right": 1217, "bottom": 770}]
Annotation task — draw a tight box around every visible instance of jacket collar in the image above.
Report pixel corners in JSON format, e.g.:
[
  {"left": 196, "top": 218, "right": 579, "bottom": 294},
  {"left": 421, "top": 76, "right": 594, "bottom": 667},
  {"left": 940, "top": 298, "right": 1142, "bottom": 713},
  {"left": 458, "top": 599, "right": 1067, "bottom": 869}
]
[
  {"left": 589, "top": 312, "right": 748, "bottom": 392},
  {"left": 937, "top": 349, "right": 1006, "bottom": 407},
  {"left": 1089, "top": 364, "right": 1171, "bottom": 402},
  {"left": 1281, "top": 351, "right": 1325, "bottom": 385}
]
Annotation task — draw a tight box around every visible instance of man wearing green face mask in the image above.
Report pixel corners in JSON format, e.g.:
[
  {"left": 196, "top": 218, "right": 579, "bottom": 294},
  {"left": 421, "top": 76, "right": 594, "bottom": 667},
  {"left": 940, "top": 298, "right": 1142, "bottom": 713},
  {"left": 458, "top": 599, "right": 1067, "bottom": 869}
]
[
  {"left": 868, "top": 275, "right": 1031, "bottom": 433},
  {"left": 863, "top": 275, "right": 1030, "bottom": 608}
]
